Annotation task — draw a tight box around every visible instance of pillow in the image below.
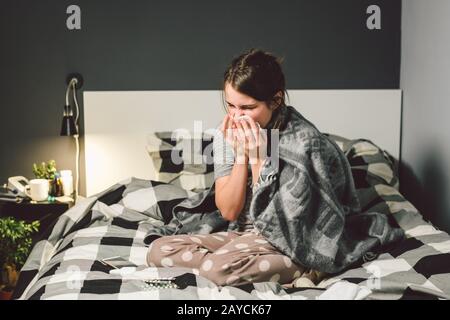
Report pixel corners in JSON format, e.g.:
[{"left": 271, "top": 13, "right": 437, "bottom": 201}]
[
  {"left": 344, "top": 139, "right": 399, "bottom": 189},
  {"left": 323, "top": 133, "right": 354, "bottom": 153},
  {"left": 340, "top": 138, "right": 427, "bottom": 238},
  {"left": 118, "top": 177, "right": 196, "bottom": 223},
  {"left": 323, "top": 133, "right": 405, "bottom": 217},
  {"left": 324, "top": 133, "right": 399, "bottom": 187},
  {"left": 146, "top": 131, "right": 215, "bottom": 192}
]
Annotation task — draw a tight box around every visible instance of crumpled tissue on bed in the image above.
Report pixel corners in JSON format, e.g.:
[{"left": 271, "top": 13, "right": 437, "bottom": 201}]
[{"left": 316, "top": 281, "right": 372, "bottom": 300}]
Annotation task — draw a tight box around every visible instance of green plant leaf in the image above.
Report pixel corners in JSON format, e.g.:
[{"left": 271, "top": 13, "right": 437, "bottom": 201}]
[
  {"left": 0, "top": 217, "right": 40, "bottom": 268},
  {"left": 32, "top": 159, "right": 58, "bottom": 179}
]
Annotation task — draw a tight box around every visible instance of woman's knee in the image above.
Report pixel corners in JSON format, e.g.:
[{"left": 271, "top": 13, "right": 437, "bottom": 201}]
[
  {"left": 198, "top": 257, "right": 242, "bottom": 286},
  {"left": 146, "top": 237, "right": 177, "bottom": 266}
]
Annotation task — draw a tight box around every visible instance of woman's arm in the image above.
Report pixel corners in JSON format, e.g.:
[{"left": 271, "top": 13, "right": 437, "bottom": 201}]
[
  {"left": 215, "top": 160, "right": 248, "bottom": 221},
  {"left": 250, "top": 158, "right": 265, "bottom": 187},
  {"left": 214, "top": 114, "right": 249, "bottom": 221}
]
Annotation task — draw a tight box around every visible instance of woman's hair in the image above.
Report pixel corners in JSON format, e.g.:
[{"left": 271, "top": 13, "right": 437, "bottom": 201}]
[{"left": 222, "top": 48, "right": 288, "bottom": 129}]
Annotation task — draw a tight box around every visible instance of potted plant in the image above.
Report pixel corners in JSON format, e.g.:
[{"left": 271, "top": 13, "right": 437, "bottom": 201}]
[
  {"left": 0, "top": 217, "right": 39, "bottom": 300},
  {"left": 32, "top": 159, "right": 62, "bottom": 197}
]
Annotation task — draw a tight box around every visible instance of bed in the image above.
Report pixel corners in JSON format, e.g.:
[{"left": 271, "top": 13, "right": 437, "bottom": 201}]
[{"left": 13, "top": 90, "right": 450, "bottom": 300}]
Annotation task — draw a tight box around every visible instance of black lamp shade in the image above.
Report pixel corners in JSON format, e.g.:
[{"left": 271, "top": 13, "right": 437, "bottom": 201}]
[{"left": 60, "top": 105, "right": 78, "bottom": 136}]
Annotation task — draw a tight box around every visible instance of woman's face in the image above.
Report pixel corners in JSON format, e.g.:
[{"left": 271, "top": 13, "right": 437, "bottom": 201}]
[{"left": 224, "top": 82, "right": 274, "bottom": 129}]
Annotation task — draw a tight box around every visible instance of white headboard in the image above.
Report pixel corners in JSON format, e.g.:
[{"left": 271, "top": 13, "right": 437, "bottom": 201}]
[{"left": 83, "top": 90, "right": 402, "bottom": 196}]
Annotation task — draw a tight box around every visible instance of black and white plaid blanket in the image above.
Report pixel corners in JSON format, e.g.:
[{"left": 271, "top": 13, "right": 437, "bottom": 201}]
[{"left": 13, "top": 138, "right": 450, "bottom": 300}]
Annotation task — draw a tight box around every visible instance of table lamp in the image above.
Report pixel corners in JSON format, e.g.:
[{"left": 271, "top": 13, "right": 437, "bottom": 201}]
[{"left": 60, "top": 74, "right": 83, "bottom": 201}]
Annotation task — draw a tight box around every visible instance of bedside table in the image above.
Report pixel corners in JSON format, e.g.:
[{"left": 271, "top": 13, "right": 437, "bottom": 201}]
[{"left": 0, "top": 200, "right": 71, "bottom": 243}]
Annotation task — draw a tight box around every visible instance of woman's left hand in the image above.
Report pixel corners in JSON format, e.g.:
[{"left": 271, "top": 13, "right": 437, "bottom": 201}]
[{"left": 234, "top": 116, "right": 268, "bottom": 165}]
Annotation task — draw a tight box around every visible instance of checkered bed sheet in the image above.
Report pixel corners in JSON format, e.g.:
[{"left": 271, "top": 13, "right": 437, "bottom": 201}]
[{"left": 13, "top": 139, "right": 450, "bottom": 300}]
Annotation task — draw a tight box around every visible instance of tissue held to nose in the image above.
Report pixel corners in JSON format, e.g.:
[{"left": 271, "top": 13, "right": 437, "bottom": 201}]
[{"left": 233, "top": 115, "right": 261, "bottom": 128}]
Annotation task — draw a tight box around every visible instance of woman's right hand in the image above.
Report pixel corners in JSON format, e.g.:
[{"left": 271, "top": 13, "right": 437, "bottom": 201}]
[
  {"left": 220, "top": 113, "right": 234, "bottom": 145},
  {"left": 220, "top": 114, "right": 247, "bottom": 164}
]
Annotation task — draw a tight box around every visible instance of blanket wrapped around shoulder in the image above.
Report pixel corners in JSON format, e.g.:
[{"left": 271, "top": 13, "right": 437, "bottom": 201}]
[{"left": 144, "top": 106, "right": 405, "bottom": 274}]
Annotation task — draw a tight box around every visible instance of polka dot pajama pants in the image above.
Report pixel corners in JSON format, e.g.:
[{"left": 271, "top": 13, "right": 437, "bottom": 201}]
[{"left": 146, "top": 230, "right": 306, "bottom": 287}]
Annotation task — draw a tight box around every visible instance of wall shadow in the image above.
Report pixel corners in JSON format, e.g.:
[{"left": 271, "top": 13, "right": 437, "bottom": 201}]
[{"left": 399, "top": 150, "right": 450, "bottom": 233}]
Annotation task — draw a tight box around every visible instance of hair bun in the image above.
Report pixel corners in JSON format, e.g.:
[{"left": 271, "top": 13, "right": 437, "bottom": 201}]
[{"left": 223, "top": 48, "right": 287, "bottom": 112}]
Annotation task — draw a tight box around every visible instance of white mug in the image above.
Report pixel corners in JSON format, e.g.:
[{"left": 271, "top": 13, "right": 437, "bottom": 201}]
[{"left": 25, "top": 179, "right": 49, "bottom": 201}]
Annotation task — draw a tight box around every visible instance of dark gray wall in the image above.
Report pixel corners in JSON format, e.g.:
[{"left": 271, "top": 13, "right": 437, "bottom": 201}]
[
  {"left": 0, "top": 0, "right": 401, "bottom": 196},
  {"left": 400, "top": 0, "right": 450, "bottom": 233}
]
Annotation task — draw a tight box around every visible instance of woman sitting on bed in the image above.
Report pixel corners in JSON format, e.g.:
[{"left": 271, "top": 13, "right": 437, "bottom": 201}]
[{"left": 147, "top": 48, "right": 403, "bottom": 287}]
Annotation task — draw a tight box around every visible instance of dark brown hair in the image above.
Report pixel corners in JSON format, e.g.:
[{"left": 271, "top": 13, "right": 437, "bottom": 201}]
[{"left": 222, "top": 48, "right": 288, "bottom": 128}]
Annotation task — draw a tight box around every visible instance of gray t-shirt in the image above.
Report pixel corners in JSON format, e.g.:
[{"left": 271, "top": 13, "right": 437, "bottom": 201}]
[{"left": 213, "top": 127, "right": 254, "bottom": 232}]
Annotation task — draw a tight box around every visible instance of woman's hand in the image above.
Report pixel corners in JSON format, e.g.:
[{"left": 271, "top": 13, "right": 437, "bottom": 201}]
[
  {"left": 234, "top": 116, "right": 267, "bottom": 165},
  {"left": 220, "top": 114, "right": 247, "bottom": 164}
]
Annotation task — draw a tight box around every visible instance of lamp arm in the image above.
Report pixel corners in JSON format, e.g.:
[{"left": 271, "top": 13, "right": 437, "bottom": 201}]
[
  {"left": 74, "top": 134, "right": 80, "bottom": 201},
  {"left": 65, "top": 78, "right": 77, "bottom": 108},
  {"left": 65, "top": 77, "right": 81, "bottom": 201},
  {"left": 72, "top": 80, "right": 80, "bottom": 126},
  {"left": 72, "top": 80, "right": 80, "bottom": 200}
]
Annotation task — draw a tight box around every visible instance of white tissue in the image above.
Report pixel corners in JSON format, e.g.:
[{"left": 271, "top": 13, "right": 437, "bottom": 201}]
[
  {"left": 233, "top": 115, "right": 261, "bottom": 128},
  {"left": 109, "top": 267, "right": 137, "bottom": 275},
  {"left": 234, "top": 115, "right": 251, "bottom": 121},
  {"left": 316, "top": 281, "right": 372, "bottom": 300}
]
